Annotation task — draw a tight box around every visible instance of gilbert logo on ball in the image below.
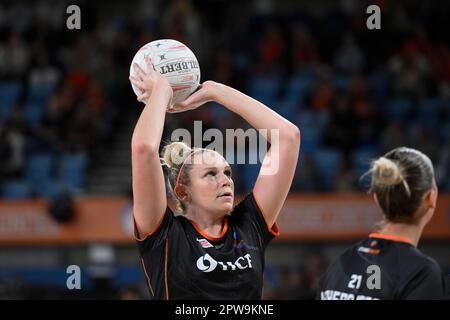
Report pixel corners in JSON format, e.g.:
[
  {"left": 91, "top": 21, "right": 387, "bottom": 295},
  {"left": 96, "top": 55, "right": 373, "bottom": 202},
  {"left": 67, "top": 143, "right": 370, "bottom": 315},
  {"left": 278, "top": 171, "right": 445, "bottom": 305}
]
[{"left": 129, "top": 39, "right": 201, "bottom": 105}]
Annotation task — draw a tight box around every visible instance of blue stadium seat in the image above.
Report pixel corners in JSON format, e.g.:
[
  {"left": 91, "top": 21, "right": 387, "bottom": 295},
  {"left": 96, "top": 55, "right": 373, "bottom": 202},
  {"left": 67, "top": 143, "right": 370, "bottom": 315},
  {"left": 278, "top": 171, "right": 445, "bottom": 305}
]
[
  {"left": 24, "top": 101, "right": 46, "bottom": 127},
  {"left": 313, "top": 148, "right": 343, "bottom": 190},
  {"left": 248, "top": 76, "right": 279, "bottom": 107},
  {"left": 0, "top": 81, "right": 21, "bottom": 120},
  {"left": 334, "top": 74, "right": 351, "bottom": 92},
  {"left": 367, "top": 72, "right": 389, "bottom": 104},
  {"left": 2, "top": 180, "right": 32, "bottom": 199},
  {"left": 418, "top": 98, "right": 442, "bottom": 112},
  {"left": 25, "top": 153, "right": 54, "bottom": 193},
  {"left": 416, "top": 98, "right": 442, "bottom": 129},
  {"left": 351, "top": 147, "right": 379, "bottom": 177},
  {"left": 296, "top": 110, "right": 316, "bottom": 127},
  {"left": 314, "top": 111, "right": 331, "bottom": 131},
  {"left": 299, "top": 125, "right": 322, "bottom": 156},
  {"left": 295, "top": 110, "right": 329, "bottom": 137},
  {"left": 284, "top": 75, "right": 311, "bottom": 106},
  {"left": 59, "top": 153, "right": 88, "bottom": 193},
  {"left": 296, "top": 109, "right": 330, "bottom": 127},
  {"left": 276, "top": 100, "right": 299, "bottom": 121},
  {"left": 384, "top": 98, "right": 412, "bottom": 121},
  {"left": 263, "top": 265, "right": 278, "bottom": 289},
  {"left": 36, "top": 181, "right": 62, "bottom": 200},
  {"left": 27, "top": 83, "right": 56, "bottom": 104}
]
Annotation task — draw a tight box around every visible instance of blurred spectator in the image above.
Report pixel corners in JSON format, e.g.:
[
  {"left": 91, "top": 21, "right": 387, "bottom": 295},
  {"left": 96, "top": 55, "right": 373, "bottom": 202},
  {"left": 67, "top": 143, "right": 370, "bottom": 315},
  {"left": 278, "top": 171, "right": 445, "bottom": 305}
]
[
  {"left": 291, "top": 23, "right": 318, "bottom": 72},
  {"left": 32, "top": 83, "right": 74, "bottom": 154},
  {"left": 0, "top": 114, "right": 27, "bottom": 179},
  {"left": 388, "top": 41, "right": 431, "bottom": 98},
  {"left": 0, "top": 0, "right": 449, "bottom": 195},
  {"left": 335, "top": 157, "right": 360, "bottom": 192},
  {"left": 0, "top": 31, "right": 30, "bottom": 79},
  {"left": 323, "top": 94, "right": 356, "bottom": 154},
  {"left": 408, "top": 125, "right": 439, "bottom": 163},
  {"left": 161, "top": 0, "right": 201, "bottom": 56},
  {"left": 307, "top": 79, "right": 336, "bottom": 112},
  {"left": 292, "top": 155, "right": 321, "bottom": 192},
  {"left": 334, "top": 35, "right": 365, "bottom": 73},
  {"left": 380, "top": 121, "right": 407, "bottom": 153},
  {"left": 257, "top": 22, "right": 286, "bottom": 74},
  {"left": 28, "top": 44, "right": 61, "bottom": 87}
]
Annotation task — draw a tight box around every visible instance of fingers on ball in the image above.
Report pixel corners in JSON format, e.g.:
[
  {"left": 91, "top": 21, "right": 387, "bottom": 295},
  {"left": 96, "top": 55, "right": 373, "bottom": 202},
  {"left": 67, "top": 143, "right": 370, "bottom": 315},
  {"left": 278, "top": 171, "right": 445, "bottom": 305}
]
[
  {"left": 129, "top": 77, "right": 145, "bottom": 90},
  {"left": 133, "top": 63, "right": 146, "bottom": 79}
]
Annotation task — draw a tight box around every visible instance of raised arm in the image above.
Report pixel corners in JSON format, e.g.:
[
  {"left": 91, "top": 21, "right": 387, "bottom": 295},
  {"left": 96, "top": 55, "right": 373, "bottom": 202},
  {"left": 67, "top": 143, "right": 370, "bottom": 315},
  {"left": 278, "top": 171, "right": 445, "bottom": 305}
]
[
  {"left": 170, "top": 81, "right": 300, "bottom": 227},
  {"left": 129, "top": 61, "right": 173, "bottom": 238}
]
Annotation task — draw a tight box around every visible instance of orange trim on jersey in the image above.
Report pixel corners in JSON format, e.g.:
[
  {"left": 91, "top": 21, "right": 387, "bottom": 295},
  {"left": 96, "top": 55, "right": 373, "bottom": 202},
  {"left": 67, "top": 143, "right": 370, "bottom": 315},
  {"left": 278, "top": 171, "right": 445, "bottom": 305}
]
[
  {"left": 140, "top": 258, "right": 154, "bottom": 297},
  {"left": 190, "top": 217, "right": 229, "bottom": 241},
  {"left": 251, "top": 191, "right": 280, "bottom": 237},
  {"left": 369, "top": 233, "right": 414, "bottom": 246},
  {"left": 133, "top": 208, "right": 166, "bottom": 242},
  {"left": 164, "top": 239, "right": 169, "bottom": 300}
]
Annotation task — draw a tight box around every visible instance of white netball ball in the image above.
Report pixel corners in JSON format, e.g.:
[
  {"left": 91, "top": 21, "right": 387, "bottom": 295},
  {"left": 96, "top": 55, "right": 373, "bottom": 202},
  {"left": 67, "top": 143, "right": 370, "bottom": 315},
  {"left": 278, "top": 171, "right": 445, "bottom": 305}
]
[{"left": 129, "top": 39, "right": 201, "bottom": 105}]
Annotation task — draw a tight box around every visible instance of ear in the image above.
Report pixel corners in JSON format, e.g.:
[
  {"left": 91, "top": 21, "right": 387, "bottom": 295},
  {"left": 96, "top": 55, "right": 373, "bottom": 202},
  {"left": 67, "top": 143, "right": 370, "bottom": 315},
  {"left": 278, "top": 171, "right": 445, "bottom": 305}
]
[
  {"left": 424, "top": 188, "right": 437, "bottom": 209},
  {"left": 174, "top": 184, "right": 188, "bottom": 200}
]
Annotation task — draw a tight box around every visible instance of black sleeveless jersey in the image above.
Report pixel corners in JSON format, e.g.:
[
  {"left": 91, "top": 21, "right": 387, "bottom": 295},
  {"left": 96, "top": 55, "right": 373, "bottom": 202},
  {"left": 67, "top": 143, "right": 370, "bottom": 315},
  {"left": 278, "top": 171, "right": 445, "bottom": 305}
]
[
  {"left": 318, "top": 233, "right": 449, "bottom": 300},
  {"left": 134, "top": 192, "right": 279, "bottom": 300}
]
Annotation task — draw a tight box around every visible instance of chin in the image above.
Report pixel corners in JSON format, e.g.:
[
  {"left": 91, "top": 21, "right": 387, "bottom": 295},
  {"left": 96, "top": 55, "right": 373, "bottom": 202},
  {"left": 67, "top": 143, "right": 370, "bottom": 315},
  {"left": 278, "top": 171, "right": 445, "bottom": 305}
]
[
  {"left": 215, "top": 203, "right": 232, "bottom": 215},
  {"left": 223, "top": 203, "right": 233, "bottom": 214}
]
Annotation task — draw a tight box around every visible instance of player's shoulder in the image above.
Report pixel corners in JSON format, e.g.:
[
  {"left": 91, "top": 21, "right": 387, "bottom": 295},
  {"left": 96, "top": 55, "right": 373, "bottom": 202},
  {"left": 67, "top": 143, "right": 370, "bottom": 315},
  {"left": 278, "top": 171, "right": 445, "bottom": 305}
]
[
  {"left": 396, "top": 243, "right": 439, "bottom": 270},
  {"left": 392, "top": 244, "right": 444, "bottom": 289},
  {"left": 412, "top": 252, "right": 442, "bottom": 275},
  {"left": 396, "top": 250, "right": 447, "bottom": 299}
]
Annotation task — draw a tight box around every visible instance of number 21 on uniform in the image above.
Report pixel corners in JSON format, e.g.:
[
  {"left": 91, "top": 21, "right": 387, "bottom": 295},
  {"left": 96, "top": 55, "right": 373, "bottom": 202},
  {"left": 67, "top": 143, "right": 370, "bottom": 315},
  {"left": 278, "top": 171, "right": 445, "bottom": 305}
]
[{"left": 348, "top": 265, "right": 381, "bottom": 290}]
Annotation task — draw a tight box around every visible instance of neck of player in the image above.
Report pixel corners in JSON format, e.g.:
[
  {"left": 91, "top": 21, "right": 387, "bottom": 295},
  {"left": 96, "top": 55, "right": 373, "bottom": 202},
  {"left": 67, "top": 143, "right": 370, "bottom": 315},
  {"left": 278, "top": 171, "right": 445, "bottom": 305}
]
[
  {"left": 378, "top": 222, "right": 424, "bottom": 247},
  {"left": 186, "top": 207, "right": 226, "bottom": 238}
]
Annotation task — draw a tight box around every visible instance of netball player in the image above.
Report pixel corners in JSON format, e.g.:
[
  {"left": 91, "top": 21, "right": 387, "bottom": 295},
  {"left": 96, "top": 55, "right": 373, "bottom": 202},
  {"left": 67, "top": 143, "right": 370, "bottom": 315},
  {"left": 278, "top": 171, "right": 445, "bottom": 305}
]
[
  {"left": 318, "top": 147, "right": 449, "bottom": 300},
  {"left": 129, "top": 60, "right": 300, "bottom": 299}
]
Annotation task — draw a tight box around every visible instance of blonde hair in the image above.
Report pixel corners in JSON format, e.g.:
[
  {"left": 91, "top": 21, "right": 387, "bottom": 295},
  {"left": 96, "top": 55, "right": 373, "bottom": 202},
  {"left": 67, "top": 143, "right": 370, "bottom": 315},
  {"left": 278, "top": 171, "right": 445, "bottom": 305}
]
[
  {"left": 161, "top": 142, "right": 206, "bottom": 213},
  {"left": 367, "top": 147, "right": 435, "bottom": 223},
  {"left": 371, "top": 157, "right": 411, "bottom": 197},
  {"left": 162, "top": 141, "right": 192, "bottom": 168}
]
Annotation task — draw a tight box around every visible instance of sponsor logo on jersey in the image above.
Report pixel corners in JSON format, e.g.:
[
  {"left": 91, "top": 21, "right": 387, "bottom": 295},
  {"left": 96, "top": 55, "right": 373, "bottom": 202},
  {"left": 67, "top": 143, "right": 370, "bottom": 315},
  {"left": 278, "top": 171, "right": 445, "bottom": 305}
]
[
  {"left": 196, "top": 253, "right": 253, "bottom": 273},
  {"left": 196, "top": 238, "right": 213, "bottom": 249},
  {"left": 358, "top": 246, "right": 380, "bottom": 254}
]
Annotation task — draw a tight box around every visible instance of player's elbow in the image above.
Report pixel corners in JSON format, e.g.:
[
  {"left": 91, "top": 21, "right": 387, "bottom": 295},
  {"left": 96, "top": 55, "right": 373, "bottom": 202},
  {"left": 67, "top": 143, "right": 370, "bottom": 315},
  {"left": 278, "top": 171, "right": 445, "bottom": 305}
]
[
  {"left": 131, "top": 139, "right": 159, "bottom": 158},
  {"left": 282, "top": 124, "right": 301, "bottom": 146}
]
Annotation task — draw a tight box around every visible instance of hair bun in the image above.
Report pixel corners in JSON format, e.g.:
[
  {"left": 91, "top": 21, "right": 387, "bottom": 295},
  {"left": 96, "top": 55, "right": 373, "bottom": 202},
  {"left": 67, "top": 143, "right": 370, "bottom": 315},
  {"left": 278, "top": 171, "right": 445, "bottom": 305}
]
[
  {"left": 372, "top": 157, "right": 403, "bottom": 186},
  {"left": 163, "top": 142, "right": 192, "bottom": 168}
]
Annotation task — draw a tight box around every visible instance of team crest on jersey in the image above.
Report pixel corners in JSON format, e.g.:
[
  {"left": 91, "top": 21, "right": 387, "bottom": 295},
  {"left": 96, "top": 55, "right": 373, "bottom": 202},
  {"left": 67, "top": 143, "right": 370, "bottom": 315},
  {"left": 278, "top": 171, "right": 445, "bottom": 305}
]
[{"left": 196, "top": 238, "right": 213, "bottom": 248}]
